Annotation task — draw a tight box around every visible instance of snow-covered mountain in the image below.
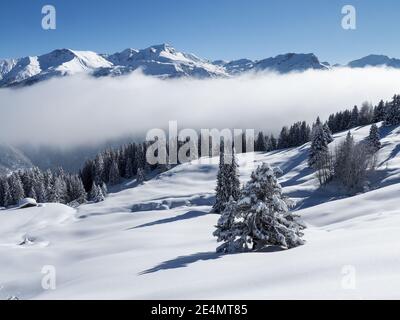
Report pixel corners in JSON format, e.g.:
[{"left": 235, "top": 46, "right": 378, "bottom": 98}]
[
  {"left": 3, "top": 45, "right": 400, "bottom": 87},
  {"left": 0, "top": 49, "right": 112, "bottom": 87},
  {"left": 0, "top": 144, "right": 32, "bottom": 175},
  {"left": 95, "top": 44, "right": 227, "bottom": 79},
  {"left": 212, "top": 53, "right": 328, "bottom": 74},
  {"left": 1, "top": 123, "right": 400, "bottom": 299},
  {"left": 254, "top": 53, "right": 328, "bottom": 73},
  {"left": 348, "top": 54, "right": 400, "bottom": 68}
]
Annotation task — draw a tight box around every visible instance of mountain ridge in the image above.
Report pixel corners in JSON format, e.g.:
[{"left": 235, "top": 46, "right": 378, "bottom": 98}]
[{"left": 1, "top": 44, "right": 399, "bottom": 87}]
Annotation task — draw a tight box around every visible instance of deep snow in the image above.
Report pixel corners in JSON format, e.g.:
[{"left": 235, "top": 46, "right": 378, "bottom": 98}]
[{"left": 1, "top": 123, "right": 400, "bottom": 299}]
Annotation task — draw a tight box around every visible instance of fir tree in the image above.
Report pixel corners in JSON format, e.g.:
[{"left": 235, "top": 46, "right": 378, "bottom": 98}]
[
  {"left": 384, "top": 95, "right": 400, "bottom": 126},
  {"left": 323, "top": 123, "right": 334, "bottom": 144},
  {"left": 255, "top": 132, "right": 267, "bottom": 152},
  {"left": 349, "top": 105, "right": 360, "bottom": 128},
  {"left": 89, "top": 182, "right": 105, "bottom": 203},
  {"left": 373, "top": 100, "right": 386, "bottom": 122},
  {"left": 137, "top": 167, "right": 145, "bottom": 184},
  {"left": 309, "top": 120, "right": 330, "bottom": 168},
  {"left": 0, "top": 179, "right": 12, "bottom": 208},
  {"left": 108, "top": 160, "right": 120, "bottom": 185},
  {"left": 212, "top": 147, "right": 240, "bottom": 213},
  {"left": 214, "top": 163, "right": 305, "bottom": 253},
  {"left": 9, "top": 173, "right": 25, "bottom": 205},
  {"left": 366, "top": 123, "right": 381, "bottom": 153}
]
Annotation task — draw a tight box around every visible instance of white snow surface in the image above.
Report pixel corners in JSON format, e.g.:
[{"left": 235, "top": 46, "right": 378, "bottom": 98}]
[{"left": 1, "top": 123, "right": 400, "bottom": 299}]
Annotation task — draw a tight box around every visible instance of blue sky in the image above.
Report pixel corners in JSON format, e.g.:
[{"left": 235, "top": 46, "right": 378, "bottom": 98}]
[{"left": 0, "top": 0, "right": 399, "bottom": 63}]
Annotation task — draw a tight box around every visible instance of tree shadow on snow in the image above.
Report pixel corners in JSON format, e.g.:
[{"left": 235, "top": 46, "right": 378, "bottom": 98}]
[
  {"left": 139, "top": 251, "right": 224, "bottom": 275},
  {"left": 139, "top": 246, "right": 285, "bottom": 275},
  {"left": 128, "top": 210, "right": 209, "bottom": 230}
]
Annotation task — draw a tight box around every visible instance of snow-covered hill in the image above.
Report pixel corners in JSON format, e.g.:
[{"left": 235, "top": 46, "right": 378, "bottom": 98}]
[
  {"left": 0, "top": 144, "right": 32, "bottom": 175},
  {"left": 4, "top": 44, "right": 400, "bottom": 87},
  {"left": 1, "top": 123, "right": 400, "bottom": 299}
]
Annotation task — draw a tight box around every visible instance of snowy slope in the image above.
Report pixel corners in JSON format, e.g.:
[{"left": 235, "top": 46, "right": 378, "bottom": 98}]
[
  {"left": 0, "top": 144, "right": 33, "bottom": 175},
  {"left": 1, "top": 123, "right": 400, "bottom": 299}
]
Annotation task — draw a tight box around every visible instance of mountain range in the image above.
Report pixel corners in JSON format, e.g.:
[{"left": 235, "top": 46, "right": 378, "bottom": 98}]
[{"left": 0, "top": 44, "right": 400, "bottom": 87}]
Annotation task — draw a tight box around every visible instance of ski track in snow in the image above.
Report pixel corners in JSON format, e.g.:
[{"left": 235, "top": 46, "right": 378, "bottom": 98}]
[{"left": 1, "top": 124, "right": 400, "bottom": 299}]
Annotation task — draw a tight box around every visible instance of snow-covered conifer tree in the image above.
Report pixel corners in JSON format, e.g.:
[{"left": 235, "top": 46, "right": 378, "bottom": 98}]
[
  {"left": 384, "top": 95, "right": 400, "bottom": 126},
  {"left": 137, "top": 167, "right": 145, "bottom": 184},
  {"left": 9, "top": 173, "right": 25, "bottom": 205},
  {"left": 308, "top": 120, "right": 330, "bottom": 173},
  {"left": 89, "top": 182, "right": 105, "bottom": 203},
  {"left": 214, "top": 163, "right": 304, "bottom": 253},
  {"left": 108, "top": 160, "right": 120, "bottom": 185},
  {"left": 366, "top": 123, "right": 381, "bottom": 153},
  {"left": 323, "top": 123, "right": 334, "bottom": 144},
  {"left": 0, "top": 178, "right": 12, "bottom": 207},
  {"left": 212, "top": 146, "right": 240, "bottom": 213}
]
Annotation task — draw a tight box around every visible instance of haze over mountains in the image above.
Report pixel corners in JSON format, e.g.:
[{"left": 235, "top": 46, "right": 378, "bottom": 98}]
[{"left": 0, "top": 44, "right": 399, "bottom": 87}]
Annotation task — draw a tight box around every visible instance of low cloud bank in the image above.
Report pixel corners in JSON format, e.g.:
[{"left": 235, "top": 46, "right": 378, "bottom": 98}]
[{"left": 1, "top": 67, "right": 400, "bottom": 147}]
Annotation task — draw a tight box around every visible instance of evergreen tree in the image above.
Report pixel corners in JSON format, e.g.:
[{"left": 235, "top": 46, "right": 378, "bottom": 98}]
[
  {"left": 323, "top": 123, "right": 334, "bottom": 144},
  {"left": 366, "top": 123, "right": 381, "bottom": 153},
  {"left": 212, "top": 147, "right": 240, "bottom": 213},
  {"left": 269, "top": 134, "right": 277, "bottom": 150},
  {"left": 0, "top": 179, "right": 12, "bottom": 207},
  {"left": 255, "top": 132, "right": 267, "bottom": 152},
  {"left": 66, "top": 175, "right": 87, "bottom": 204},
  {"left": 349, "top": 105, "right": 360, "bottom": 128},
  {"left": 277, "top": 127, "right": 290, "bottom": 149},
  {"left": 108, "top": 160, "right": 120, "bottom": 185},
  {"left": 214, "top": 163, "right": 304, "bottom": 253},
  {"left": 101, "top": 182, "right": 108, "bottom": 196},
  {"left": 309, "top": 120, "right": 330, "bottom": 168},
  {"left": 373, "top": 100, "right": 386, "bottom": 122},
  {"left": 27, "top": 186, "right": 37, "bottom": 200},
  {"left": 89, "top": 182, "right": 105, "bottom": 203},
  {"left": 384, "top": 95, "right": 400, "bottom": 126},
  {"left": 9, "top": 173, "right": 25, "bottom": 205},
  {"left": 137, "top": 167, "right": 146, "bottom": 184}
]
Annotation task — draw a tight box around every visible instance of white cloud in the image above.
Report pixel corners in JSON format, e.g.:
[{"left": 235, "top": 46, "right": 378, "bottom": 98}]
[{"left": 0, "top": 67, "right": 399, "bottom": 147}]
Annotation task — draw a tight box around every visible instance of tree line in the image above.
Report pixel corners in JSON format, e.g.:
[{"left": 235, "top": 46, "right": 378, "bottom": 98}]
[
  {"left": 0, "top": 167, "right": 94, "bottom": 208},
  {"left": 255, "top": 94, "right": 400, "bottom": 152}
]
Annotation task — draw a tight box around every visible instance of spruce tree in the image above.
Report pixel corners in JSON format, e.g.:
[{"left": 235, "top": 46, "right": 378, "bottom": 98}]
[
  {"left": 9, "top": 173, "right": 25, "bottom": 205},
  {"left": 89, "top": 182, "right": 105, "bottom": 203},
  {"left": 137, "top": 167, "right": 145, "bottom": 184},
  {"left": 1, "top": 179, "right": 12, "bottom": 208},
  {"left": 349, "top": 105, "right": 360, "bottom": 128},
  {"left": 373, "top": 100, "right": 386, "bottom": 122},
  {"left": 212, "top": 150, "right": 227, "bottom": 213},
  {"left": 323, "top": 123, "right": 334, "bottom": 144},
  {"left": 212, "top": 147, "right": 240, "bottom": 213},
  {"left": 255, "top": 132, "right": 267, "bottom": 152},
  {"left": 384, "top": 95, "right": 400, "bottom": 126},
  {"left": 366, "top": 123, "right": 381, "bottom": 153},
  {"left": 214, "top": 163, "right": 304, "bottom": 253},
  {"left": 309, "top": 120, "right": 330, "bottom": 168},
  {"left": 108, "top": 160, "right": 120, "bottom": 185}
]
